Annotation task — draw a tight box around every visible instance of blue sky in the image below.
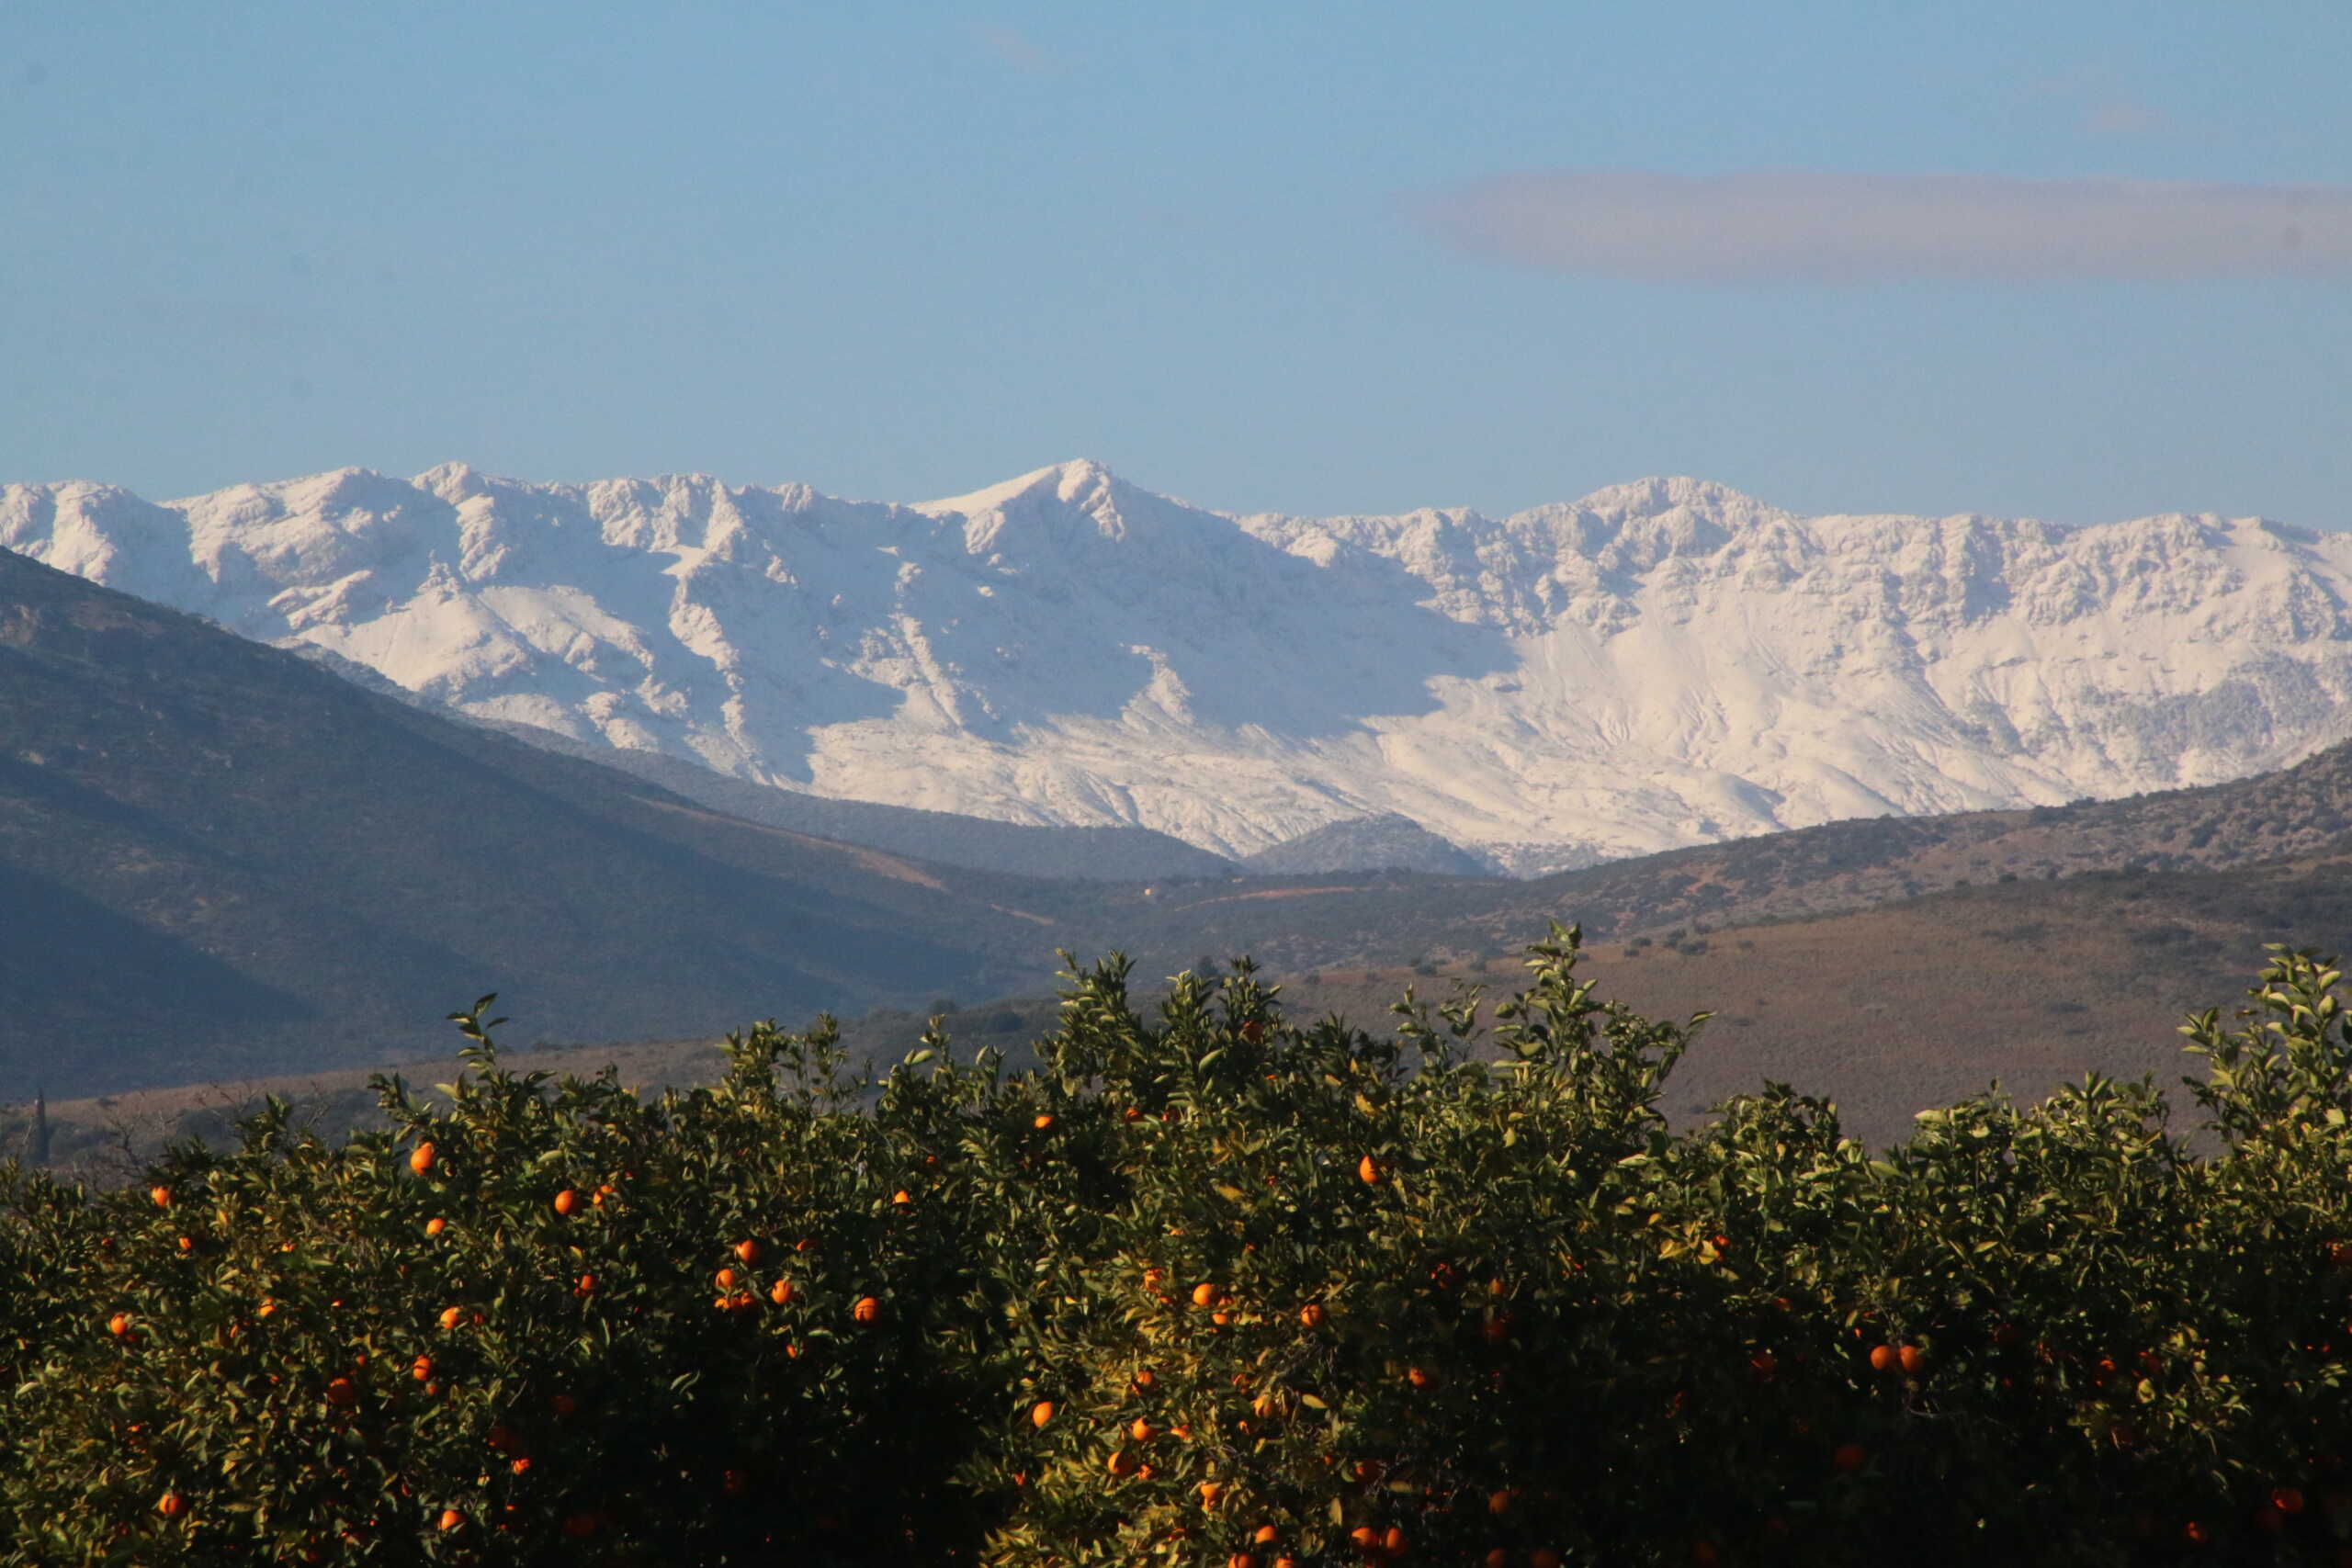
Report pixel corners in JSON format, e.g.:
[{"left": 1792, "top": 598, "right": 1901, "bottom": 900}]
[{"left": 2, "top": 2, "right": 2346, "bottom": 525}]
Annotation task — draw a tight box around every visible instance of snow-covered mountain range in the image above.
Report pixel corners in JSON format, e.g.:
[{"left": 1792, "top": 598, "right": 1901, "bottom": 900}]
[{"left": 7, "top": 460, "right": 2350, "bottom": 874}]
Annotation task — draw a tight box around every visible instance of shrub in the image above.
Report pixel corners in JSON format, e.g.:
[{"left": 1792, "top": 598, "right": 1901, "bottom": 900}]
[{"left": 2, "top": 932, "right": 2348, "bottom": 1564}]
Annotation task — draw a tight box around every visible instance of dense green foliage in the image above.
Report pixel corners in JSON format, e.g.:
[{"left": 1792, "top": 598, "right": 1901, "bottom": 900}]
[{"left": 6, "top": 928, "right": 2352, "bottom": 1565}]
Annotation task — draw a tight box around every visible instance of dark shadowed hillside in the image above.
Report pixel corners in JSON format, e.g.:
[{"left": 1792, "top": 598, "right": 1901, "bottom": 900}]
[{"left": 0, "top": 548, "right": 1077, "bottom": 1100}]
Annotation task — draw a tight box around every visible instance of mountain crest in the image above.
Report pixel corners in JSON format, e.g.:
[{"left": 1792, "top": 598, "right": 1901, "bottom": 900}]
[
  {"left": 10, "top": 461, "right": 2351, "bottom": 875},
  {"left": 1569, "top": 475, "right": 1775, "bottom": 519}
]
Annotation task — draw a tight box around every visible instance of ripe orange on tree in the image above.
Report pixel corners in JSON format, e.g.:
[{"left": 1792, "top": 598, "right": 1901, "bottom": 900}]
[
  {"left": 734, "top": 1239, "right": 763, "bottom": 1265},
  {"left": 552, "top": 1188, "right": 579, "bottom": 1215},
  {"left": 408, "top": 1141, "right": 435, "bottom": 1175},
  {"left": 156, "top": 1491, "right": 187, "bottom": 1519},
  {"left": 150, "top": 1185, "right": 173, "bottom": 1209},
  {"left": 1031, "top": 1400, "right": 1055, "bottom": 1428},
  {"left": 853, "top": 1295, "right": 881, "bottom": 1323},
  {"left": 1358, "top": 1155, "right": 1383, "bottom": 1185}
]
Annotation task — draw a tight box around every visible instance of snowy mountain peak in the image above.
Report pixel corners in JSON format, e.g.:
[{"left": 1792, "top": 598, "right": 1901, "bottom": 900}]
[
  {"left": 6, "top": 462, "right": 2349, "bottom": 875},
  {"left": 918, "top": 457, "right": 1120, "bottom": 515},
  {"left": 1568, "top": 475, "right": 1777, "bottom": 521},
  {"left": 413, "top": 460, "right": 492, "bottom": 502}
]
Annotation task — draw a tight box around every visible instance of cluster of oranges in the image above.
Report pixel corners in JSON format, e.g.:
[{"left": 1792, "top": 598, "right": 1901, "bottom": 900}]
[{"left": 9, "top": 940, "right": 2352, "bottom": 1564}]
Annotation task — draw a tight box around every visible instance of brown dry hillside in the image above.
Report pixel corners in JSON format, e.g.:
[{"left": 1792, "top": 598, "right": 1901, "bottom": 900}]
[
  {"left": 1277, "top": 850, "right": 2352, "bottom": 1151},
  {"left": 1073, "top": 736, "right": 2352, "bottom": 977}
]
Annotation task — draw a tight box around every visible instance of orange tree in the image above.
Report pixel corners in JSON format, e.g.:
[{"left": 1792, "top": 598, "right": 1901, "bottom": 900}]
[
  {"left": 975, "top": 934, "right": 1712, "bottom": 1568},
  {"left": 3, "top": 930, "right": 2351, "bottom": 1566},
  {"left": 0, "top": 1001, "right": 1005, "bottom": 1566},
  {"left": 975, "top": 931, "right": 2352, "bottom": 1567}
]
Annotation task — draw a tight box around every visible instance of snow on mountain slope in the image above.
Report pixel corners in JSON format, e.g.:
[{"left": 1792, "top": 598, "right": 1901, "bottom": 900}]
[{"left": 7, "top": 461, "right": 2350, "bottom": 874}]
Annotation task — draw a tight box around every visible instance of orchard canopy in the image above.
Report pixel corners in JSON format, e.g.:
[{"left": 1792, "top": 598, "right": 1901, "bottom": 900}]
[{"left": 4, "top": 927, "right": 2351, "bottom": 1565}]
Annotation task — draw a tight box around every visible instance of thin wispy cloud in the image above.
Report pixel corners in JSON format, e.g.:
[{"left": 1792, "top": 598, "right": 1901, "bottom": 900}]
[
  {"left": 1410, "top": 169, "right": 2352, "bottom": 284},
  {"left": 2082, "top": 98, "right": 2170, "bottom": 136},
  {"left": 970, "top": 24, "right": 1060, "bottom": 76}
]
